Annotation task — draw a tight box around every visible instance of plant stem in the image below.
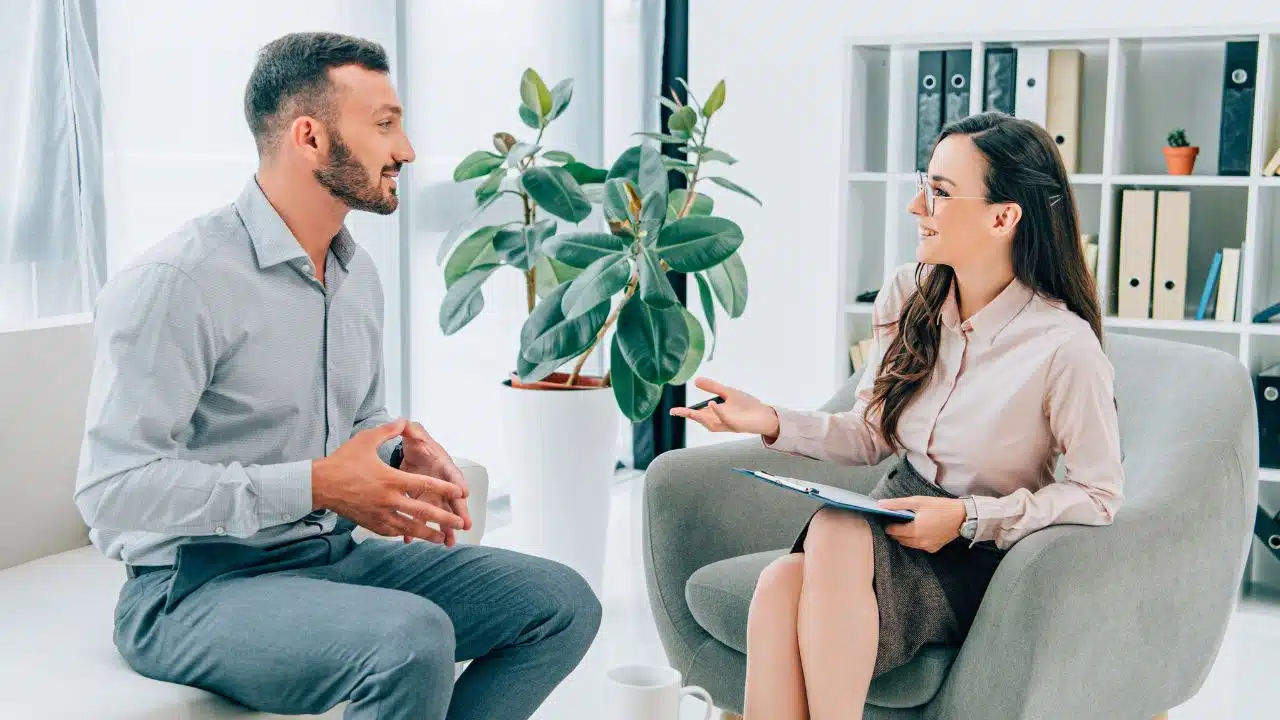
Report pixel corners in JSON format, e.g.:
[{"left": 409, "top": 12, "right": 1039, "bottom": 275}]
[
  {"left": 521, "top": 191, "right": 537, "bottom": 313},
  {"left": 677, "top": 116, "right": 710, "bottom": 218},
  {"left": 567, "top": 275, "right": 638, "bottom": 386}
]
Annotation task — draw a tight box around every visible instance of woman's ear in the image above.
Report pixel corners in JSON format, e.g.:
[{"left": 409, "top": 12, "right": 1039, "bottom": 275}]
[{"left": 990, "top": 202, "right": 1022, "bottom": 240}]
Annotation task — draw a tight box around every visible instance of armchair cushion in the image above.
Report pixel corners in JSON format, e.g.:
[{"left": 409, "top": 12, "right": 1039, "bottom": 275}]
[{"left": 686, "top": 549, "right": 958, "bottom": 709}]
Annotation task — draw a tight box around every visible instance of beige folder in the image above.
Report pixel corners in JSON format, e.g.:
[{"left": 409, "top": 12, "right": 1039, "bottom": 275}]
[
  {"left": 1117, "top": 189, "right": 1156, "bottom": 319},
  {"left": 1046, "top": 49, "right": 1084, "bottom": 174},
  {"left": 1151, "top": 190, "right": 1190, "bottom": 320},
  {"left": 1215, "top": 247, "right": 1241, "bottom": 322}
]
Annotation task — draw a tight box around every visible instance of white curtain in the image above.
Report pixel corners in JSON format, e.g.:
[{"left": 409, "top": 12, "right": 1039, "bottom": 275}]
[{"left": 0, "top": 0, "right": 105, "bottom": 329}]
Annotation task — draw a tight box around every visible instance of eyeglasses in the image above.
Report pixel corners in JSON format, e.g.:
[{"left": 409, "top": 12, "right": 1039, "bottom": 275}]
[{"left": 915, "top": 172, "right": 989, "bottom": 217}]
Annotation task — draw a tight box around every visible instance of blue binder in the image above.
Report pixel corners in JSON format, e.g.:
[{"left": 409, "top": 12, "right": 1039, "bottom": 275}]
[
  {"left": 731, "top": 468, "right": 916, "bottom": 522},
  {"left": 1196, "top": 250, "right": 1223, "bottom": 321}
]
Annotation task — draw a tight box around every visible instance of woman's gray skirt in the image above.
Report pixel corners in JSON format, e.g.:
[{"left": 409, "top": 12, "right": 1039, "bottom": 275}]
[{"left": 790, "top": 456, "right": 1006, "bottom": 678}]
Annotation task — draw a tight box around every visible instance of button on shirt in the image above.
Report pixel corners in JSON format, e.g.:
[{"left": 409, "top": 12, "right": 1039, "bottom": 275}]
[
  {"left": 766, "top": 263, "right": 1124, "bottom": 549},
  {"left": 74, "top": 177, "right": 396, "bottom": 567}
]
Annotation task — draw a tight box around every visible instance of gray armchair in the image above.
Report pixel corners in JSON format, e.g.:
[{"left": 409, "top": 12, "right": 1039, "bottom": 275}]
[{"left": 642, "top": 333, "right": 1258, "bottom": 719}]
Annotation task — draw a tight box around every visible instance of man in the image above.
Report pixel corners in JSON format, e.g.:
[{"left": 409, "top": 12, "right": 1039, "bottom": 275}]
[{"left": 74, "top": 31, "right": 601, "bottom": 720}]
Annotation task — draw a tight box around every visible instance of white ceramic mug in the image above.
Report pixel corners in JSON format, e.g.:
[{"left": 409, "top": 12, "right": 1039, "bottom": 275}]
[{"left": 606, "top": 664, "right": 714, "bottom": 720}]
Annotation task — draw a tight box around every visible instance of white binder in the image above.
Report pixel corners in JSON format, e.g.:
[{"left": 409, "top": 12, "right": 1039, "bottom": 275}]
[{"left": 1151, "top": 190, "right": 1190, "bottom": 321}]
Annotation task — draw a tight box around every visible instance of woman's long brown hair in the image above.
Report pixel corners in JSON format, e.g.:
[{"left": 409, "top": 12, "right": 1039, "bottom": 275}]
[{"left": 864, "top": 112, "right": 1104, "bottom": 452}]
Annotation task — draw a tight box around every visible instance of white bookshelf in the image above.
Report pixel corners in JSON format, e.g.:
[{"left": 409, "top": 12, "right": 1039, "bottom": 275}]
[{"left": 836, "top": 25, "right": 1280, "bottom": 483}]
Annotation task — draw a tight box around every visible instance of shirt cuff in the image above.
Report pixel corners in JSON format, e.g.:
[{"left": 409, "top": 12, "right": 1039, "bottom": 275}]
[
  {"left": 761, "top": 406, "right": 818, "bottom": 456},
  {"left": 255, "top": 460, "right": 315, "bottom": 527},
  {"left": 969, "top": 494, "right": 1009, "bottom": 547}
]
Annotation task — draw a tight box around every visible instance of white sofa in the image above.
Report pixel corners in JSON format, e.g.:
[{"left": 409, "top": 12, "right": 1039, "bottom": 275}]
[{"left": 0, "top": 319, "right": 489, "bottom": 719}]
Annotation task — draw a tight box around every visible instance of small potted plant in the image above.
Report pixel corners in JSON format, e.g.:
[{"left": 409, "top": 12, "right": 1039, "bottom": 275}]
[{"left": 1163, "top": 128, "right": 1199, "bottom": 175}]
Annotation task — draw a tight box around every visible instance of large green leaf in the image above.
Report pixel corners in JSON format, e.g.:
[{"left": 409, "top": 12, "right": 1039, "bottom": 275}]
[
  {"left": 520, "top": 68, "right": 552, "bottom": 122},
  {"left": 707, "top": 251, "right": 748, "bottom": 318},
  {"left": 542, "top": 231, "right": 628, "bottom": 269},
  {"left": 607, "top": 146, "right": 641, "bottom": 184},
  {"left": 616, "top": 293, "right": 690, "bottom": 385},
  {"left": 637, "top": 247, "right": 679, "bottom": 309},
  {"left": 639, "top": 190, "right": 666, "bottom": 240},
  {"left": 611, "top": 335, "right": 663, "bottom": 422},
  {"left": 535, "top": 255, "right": 582, "bottom": 299},
  {"left": 549, "top": 78, "right": 574, "bottom": 121},
  {"left": 562, "top": 162, "right": 608, "bottom": 186},
  {"left": 654, "top": 215, "right": 744, "bottom": 273},
  {"left": 444, "top": 226, "right": 500, "bottom": 287},
  {"left": 603, "top": 178, "right": 636, "bottom": 226},
  {"left": 516, "top": 349, "right": 563, "bottom": 385},
  {"left": 493, "top": 219, "right": 557, "bottom": 271},
  {"left": 522, "top": 166, "right": 592, "bottom": 223},
  {"left": 666, "top": 189, "right": 714, "bottom": 221},
  {"left": 669, "top": 308, "right": 706, "bottom": 386},
  {"left": 706, "top": 175, "right": 762, "bottom": 206},
  {"left": 637, "top": 143, "right": 669, "bottom": 206},
  {"left": 520, "top": 282, "right": 610, "bottom": 363},
  {"left": 561, "top": 254, "right": 631, "bottom": 320},
  {"left": 542, "top": 150, "right": 575, "bottom": 163},
  {"left": 474, "top": 166, "right": 506, "bottom": 204},
  {"left": 436, "top": 190, "right": 503, "bottom": 264},
  {"left": 694, "top": 272, "right": 718, "bottom": 360},
  {"left": 453, "top": 150, "right": 503, "bottom": 182},
  {"left": 439, "top": 263, "right": 501, "bottom": 335},
  {"left": 702, "top": 79, "right": 726, "bottom": 117},
  {"left": 519, "top": 104, "right": 541, "bottom": 129}
]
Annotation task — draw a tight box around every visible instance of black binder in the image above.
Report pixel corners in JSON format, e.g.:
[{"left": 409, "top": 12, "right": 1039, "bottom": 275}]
[
  {"left": 916, "top": 51, "right": 945, "bottom": 172},
  {"left": 983, "top": 47, "right": 1017, "bottom": 115},
  {"left": 1218, "top": 40, "right": 1258, "bottom": 176},
  {"left": 943, "top": 49, "right": 972, "bottom": 126}
]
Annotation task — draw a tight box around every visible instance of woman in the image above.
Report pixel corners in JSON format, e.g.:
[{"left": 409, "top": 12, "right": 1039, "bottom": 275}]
[{"left": 672, "top": 111, "right": 1124, "bottom": 720}]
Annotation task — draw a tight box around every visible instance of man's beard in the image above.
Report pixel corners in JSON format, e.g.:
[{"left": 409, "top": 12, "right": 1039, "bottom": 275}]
[{"left": 314, "top": 130, "right": 398, "bottom": 215}]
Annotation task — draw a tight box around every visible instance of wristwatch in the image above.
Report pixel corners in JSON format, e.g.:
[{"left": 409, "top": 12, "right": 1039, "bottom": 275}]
[
  {"left": 388, "top": 440, "right": 405, "bottom": 469},
  {"left": 958, "top": 496, "right": 978, "bottom": 541}
]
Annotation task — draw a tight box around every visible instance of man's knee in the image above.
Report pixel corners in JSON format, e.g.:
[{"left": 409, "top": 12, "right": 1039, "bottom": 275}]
[
  {"left": 529, "top": 559, "right": 602, "bottom": 651},
  {"left": 373, "top": 596, "right": 457, "bottom": 678}
]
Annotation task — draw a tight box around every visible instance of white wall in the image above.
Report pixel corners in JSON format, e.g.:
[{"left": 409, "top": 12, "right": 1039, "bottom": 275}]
[
  {"left": 683, "top": 0, "right": 1280, "bottom": 448},
  {"left": 97, "top": 0, "right": 405, "bottom": 413}
]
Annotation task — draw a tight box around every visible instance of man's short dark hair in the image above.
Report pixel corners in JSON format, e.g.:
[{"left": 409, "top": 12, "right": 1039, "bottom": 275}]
[{"left": 244, "top": 32, "right": 390, "bottom": 155}]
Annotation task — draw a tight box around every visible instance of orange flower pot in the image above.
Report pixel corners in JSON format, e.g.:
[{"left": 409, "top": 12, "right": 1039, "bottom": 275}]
[{"left": 1163, "top": 146, "right": 1199, "bottom": 175}]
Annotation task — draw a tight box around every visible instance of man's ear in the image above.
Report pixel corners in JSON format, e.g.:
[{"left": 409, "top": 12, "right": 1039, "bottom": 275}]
[{"left": 288, "top": 114, "right": 327, "bottom": 164}]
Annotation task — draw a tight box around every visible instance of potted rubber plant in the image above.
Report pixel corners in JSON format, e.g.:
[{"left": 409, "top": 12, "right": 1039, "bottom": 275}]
[
  {"left": 435, "top": 68, "right": 758, "bottom": 591},
  {"left": 1163, "top": 127, "right": 1199, "bottom": 175}
]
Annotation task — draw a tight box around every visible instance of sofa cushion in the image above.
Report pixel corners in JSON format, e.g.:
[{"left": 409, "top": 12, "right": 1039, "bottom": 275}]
[
  {"left": 685, "top": 549, "right": 959, "bottom": 709},
  {"left": 0, "top": 544, "right": 342, "bottom": 719}
]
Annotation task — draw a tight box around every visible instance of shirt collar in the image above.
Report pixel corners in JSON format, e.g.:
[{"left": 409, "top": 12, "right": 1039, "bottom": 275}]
[
  {"left": 234, "top": 176, "right": 357, "bottom": 272},
  {"left": 940, "top": 273, "right": 1034, "bottom": 343}
]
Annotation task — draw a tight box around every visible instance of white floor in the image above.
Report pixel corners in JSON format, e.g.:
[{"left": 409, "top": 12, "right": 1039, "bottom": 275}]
[{"left": 483, "top": 473, "right": 1280, "bottom": 720}]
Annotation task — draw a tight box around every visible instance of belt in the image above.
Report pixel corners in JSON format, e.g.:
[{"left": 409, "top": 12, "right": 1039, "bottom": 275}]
[{"left": 125, "top": 564, "right": 173, "bottom": 580}]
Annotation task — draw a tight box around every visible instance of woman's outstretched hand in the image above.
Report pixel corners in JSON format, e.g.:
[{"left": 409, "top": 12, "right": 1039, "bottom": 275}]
[{"left": 670, "top": 377, "right": 782, "bottom": 440}]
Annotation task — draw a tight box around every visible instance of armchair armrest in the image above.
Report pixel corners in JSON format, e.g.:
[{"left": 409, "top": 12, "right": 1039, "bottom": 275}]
[
  {"left": 642, "top": 436, "right": 894, "bottom": 668},
  {"left": 929, "top": 439, "right": 1254, "bottom": 720}
]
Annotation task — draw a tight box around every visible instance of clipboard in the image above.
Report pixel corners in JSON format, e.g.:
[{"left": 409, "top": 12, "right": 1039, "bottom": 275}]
[{"left": 731, "top": 468, "right": 916, "bottom": 522}]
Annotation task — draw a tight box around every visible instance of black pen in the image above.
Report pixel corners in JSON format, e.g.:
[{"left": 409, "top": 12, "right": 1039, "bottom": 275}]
[{"left": 687, "top": 395, "right": 725, "bottom": 411}]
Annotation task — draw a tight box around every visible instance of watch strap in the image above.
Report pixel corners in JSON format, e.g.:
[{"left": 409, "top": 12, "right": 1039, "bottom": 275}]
[{"left": 389, "top": 440, "right": 405, "bottom": 469}]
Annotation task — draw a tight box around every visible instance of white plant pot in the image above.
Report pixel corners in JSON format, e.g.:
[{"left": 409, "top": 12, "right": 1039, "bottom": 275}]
[{"left": 499, "top": 375, "right": 621, "bottom": 597}]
